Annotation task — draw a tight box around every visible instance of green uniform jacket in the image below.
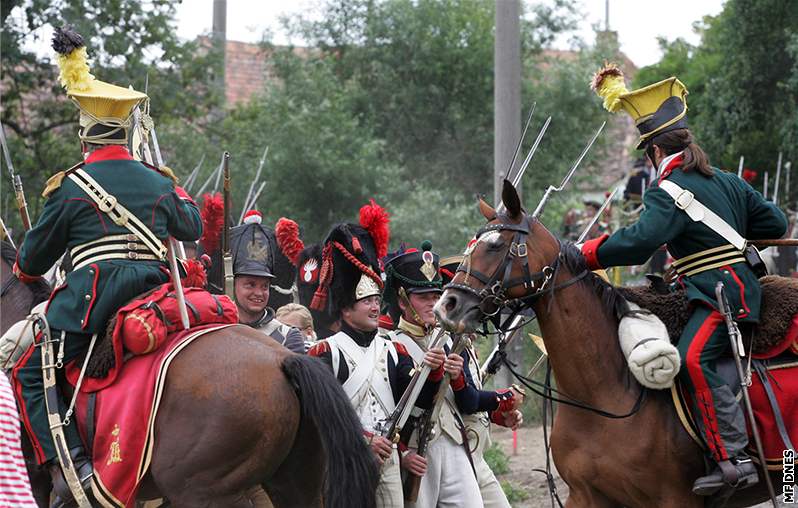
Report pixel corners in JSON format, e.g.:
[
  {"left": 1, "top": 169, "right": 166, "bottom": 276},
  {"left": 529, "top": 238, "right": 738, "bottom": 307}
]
[
  {"left": 589, "top": 164, "right": 787, "bottom": 322},
  {"left": 17, "top": 150, "right": 203, "bottom": 334}
]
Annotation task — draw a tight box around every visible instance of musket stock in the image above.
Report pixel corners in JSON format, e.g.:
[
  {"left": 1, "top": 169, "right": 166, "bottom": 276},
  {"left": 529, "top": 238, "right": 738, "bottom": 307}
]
[{"left": 0, "top": 122, "right": 32, "bottom": 230}]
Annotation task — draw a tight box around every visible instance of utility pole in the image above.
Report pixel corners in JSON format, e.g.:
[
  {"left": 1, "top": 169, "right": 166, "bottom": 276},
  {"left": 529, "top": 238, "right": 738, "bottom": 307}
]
[
  {"left": 212, "top": 0, "right": 227, "bottom": 105},
  {"left": 494, "top": 0, "right": 521, "bottom": 206},
  {"left": 494, "top": 0, "right": 523, "bottom": 390}
]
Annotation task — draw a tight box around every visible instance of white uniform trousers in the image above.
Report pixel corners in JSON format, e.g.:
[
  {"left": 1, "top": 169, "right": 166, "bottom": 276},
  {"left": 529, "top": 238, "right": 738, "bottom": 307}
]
[
  {"left": 406, "top": 435, "right": 483, "bottom": 508},
  {"left": 474, "top": 452, "right": 510, "bottom": 508},
  {"left": 377, "top": 449, "right": 403, "bottom": 508}
]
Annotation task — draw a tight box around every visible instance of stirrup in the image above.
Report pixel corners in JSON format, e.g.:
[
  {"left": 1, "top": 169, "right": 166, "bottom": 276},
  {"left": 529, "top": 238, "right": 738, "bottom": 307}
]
[{"left": 692, "top": 457, "right": 759, "bottom": 496}]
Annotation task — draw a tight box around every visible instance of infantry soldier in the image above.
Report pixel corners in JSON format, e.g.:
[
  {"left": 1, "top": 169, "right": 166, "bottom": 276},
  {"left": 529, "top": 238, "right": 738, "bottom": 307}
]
[
  {"left": 382, "top": 242, "right": 523, "bottom": 508},
  {"left": 585, "top": 64, "right": 788, "bottom": 495},
  {"left": 307, "top": 203, "right": 446, "bottom": 508},
  {"left": 11, "top": 28, "right": 203, "bottom": 502},
  {"left": 230, "top": 210, "right": 305, "bottom": 353}
]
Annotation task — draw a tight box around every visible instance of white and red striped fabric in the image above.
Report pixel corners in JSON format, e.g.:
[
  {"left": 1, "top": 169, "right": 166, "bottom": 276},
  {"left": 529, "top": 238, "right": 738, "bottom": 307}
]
[{"left": 0, "top": 374, "right": 37, "bottom": 507}]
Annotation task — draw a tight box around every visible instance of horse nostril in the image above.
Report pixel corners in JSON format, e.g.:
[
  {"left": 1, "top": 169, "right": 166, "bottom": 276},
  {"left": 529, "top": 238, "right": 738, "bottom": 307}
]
[{"left": 444, "top": 294, "right": 458, "bottom": 313}]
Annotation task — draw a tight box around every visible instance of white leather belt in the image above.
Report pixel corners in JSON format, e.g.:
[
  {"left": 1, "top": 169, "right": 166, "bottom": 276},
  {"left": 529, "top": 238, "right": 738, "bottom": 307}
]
[{"left": 70, "top": 234, "right": 162, "bottom": 270}]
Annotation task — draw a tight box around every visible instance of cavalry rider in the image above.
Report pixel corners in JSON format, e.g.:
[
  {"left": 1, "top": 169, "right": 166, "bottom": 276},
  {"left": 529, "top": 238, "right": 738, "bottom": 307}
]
[
  {"left": 382, "top": 242, "right": 523, "bottom": 508},
  {"left": 585, "top": 64, "right": 788, "bottom": 495},
  {"left": 230, "top": 210, "right": 305, "bottom": 353},
  {"left": 12, "top": 28, "right": 203, "bottom": 502},
  {"left": 307, "top": 205, "right": 447, "bottom": 508}
]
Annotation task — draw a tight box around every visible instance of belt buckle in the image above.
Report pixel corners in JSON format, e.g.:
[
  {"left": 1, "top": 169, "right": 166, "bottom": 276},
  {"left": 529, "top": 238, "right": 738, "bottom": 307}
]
[
  {"left": 674, "top": 189, "right": 694, "bottom": 210},
  {"left": 98, "top": 195, "right": 118, "bottom": 213}
]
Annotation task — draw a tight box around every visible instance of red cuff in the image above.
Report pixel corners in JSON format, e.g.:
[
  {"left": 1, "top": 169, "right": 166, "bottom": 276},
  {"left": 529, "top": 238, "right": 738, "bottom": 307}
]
[
  {"left": 428, "top": 365, "right": 444, "bottom": 382},
  {"left": 490, "top": 409, "right": 512, "bottom": 427},
  {"left": 450, "top": 371, "right": 466, "bottom": 391},
  {"left": 174, "top": 186, "right": 195, "bottom": 203},
  {"left": 580, "top": 233, "right": 609, "bottom": 271},
  {"left": 495, "top": 388, "right": 518, "bottom": 413},
  {"left": 397, "top": 441, "right": 408, "bottom": 454},
  {"left": 13, "top": 261, "right": 42, "bottom": 284}
]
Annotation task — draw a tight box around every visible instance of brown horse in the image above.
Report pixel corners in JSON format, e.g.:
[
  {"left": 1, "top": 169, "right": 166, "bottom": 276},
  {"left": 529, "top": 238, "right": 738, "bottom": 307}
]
[
  {"left": 433, "top": 181, "right": 782, "bottom": 507},
  {"left": 1, "top": 241, "right": 379, "bottom": 507}
]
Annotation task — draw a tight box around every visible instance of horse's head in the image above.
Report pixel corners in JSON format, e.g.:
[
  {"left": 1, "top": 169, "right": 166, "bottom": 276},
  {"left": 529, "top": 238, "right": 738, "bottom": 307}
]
[{"left": 434, "top": 180, "right": 561, "bottom": 333}]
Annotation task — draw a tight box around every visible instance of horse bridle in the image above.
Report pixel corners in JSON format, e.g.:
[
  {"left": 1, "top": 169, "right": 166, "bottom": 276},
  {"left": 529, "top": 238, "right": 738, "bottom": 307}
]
[{"left": 444, "top": 214, "right": 580, "bottom": 319}]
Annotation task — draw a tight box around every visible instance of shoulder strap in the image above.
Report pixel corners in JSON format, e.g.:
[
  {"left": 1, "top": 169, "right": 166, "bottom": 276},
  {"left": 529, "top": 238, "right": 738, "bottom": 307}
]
[
  {"left": 658, "top": 180, "right": 747, "bottom": 250},
  {"left": 67, "top": 168, "right": 167, "bottom": 260}
]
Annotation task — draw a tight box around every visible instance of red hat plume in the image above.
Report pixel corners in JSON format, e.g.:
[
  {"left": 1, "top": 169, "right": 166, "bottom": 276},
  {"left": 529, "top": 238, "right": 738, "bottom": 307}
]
[
  {"left": 275, "top": 217, "right": 305, "bottom": 266},
  {"left": 359, "top": 199, "right": 390, "bottom": 258},
  {"left": 199, "top": 192, "right": 224, "bottom": 254}
]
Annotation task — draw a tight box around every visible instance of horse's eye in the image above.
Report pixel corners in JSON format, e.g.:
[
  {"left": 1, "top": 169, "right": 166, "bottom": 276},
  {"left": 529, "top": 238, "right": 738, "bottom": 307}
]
[{"left": 487, "top": 240, "right": 504, "bottom": 251}]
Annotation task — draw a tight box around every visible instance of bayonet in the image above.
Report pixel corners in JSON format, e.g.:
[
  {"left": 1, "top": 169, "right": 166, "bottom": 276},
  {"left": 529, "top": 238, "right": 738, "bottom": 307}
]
[
  {"left": 240, "top": 146, "right": 269, "bottom": 223},
  {"left": 576, "top": 186, "right": 620, "bottom": 244},
  {"left": 504, "top": 102, "right": 536, "bottom": 184},
  {"left": 244, "top": 181, "right": 266, "bottom": 214},
  {"left": 0, "top": 216, "right": 16, "bottom": 249},
  {"left": 0, "top": 122, "right": 32, "bottom": 231},
  {"left": 763, "top": 171, "right": 769, "bottom": 200},
  {"left": 737, "top": 155, "right": 744, "bottom": 179},
  {"left": 532, "top": 121, "right": 606, "bottom": 218},
  {"left": 184, "top": 154, "right": 205, "bottom": 193},
  {"left": 196, "top": 159, "right": 223, "bottom": 196},
  {"left": 495, "top": 115, "right": 551, "bottom": 215}
]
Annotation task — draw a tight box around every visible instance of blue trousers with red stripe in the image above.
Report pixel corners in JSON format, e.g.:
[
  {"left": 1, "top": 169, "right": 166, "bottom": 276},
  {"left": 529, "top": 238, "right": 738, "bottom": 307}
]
[
  {"left": 676, "top": 305, "right": 748, "bottom": 462},
  {"left": 12, "top": 329, "right": 90, "bottom": 465}
]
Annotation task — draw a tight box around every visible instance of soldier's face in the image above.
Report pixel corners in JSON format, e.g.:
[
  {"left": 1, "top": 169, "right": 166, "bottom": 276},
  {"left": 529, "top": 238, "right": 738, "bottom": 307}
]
[
  {"left": 342, "top": 295, "right": 381, "bottom": 333},
  {"left": 234, "top": 275, "right": 271, "bottom": 315},
  {"left": 402, "top": 291, "right": 440, "bottom": 326}
]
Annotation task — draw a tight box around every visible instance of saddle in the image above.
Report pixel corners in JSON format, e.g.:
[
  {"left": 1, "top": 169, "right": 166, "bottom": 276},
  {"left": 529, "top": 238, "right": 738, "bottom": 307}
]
[{"left": 618, "top": 275, "right": 798, "bottom": 359}]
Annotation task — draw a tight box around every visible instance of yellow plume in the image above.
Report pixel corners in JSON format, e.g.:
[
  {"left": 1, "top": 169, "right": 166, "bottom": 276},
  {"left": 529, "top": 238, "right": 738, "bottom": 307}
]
[
  {"left": 55, "top": 47, "right": 94, "bottom": 93},
  {"left": 590, "top": 63, "right": 628, "bottom": 113}
]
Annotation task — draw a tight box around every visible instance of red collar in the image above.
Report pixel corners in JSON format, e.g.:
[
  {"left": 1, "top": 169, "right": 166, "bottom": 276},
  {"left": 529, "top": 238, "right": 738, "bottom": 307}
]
[
  {"left": 657, "top": 153, "right": 684, "bottom": 183},
  {"left": 85, "top": 145, "right": 133, "bottom": 164}
]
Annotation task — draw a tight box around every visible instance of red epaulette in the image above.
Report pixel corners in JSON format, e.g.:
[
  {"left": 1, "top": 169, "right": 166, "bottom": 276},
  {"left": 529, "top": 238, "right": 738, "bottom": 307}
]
[
  {"left": 393, "top": 342, "right": 409, "bottom": 356},
  {"left": 307, "top": 340, "right": 331, "bottom": 357}
]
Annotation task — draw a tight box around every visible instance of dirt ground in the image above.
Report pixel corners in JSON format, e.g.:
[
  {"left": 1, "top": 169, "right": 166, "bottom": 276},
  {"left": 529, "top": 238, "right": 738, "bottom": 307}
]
[{"left": 491, "top": 425, "right": 776, "bottom": 508}]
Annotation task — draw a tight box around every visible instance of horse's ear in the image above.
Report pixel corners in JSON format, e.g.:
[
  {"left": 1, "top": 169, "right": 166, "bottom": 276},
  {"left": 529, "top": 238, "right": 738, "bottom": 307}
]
[
  {"left": 478, "top": 196, "right": 496, "bottom": 221},
  {"left": 501, "top": 179, "right": 522, "bottom": 218}
]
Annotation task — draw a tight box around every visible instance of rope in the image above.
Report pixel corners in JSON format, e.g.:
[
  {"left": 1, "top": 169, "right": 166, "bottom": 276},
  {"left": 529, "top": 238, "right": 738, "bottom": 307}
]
[{"left": 332, "top": 241, "right": 383, "bottom": 288}]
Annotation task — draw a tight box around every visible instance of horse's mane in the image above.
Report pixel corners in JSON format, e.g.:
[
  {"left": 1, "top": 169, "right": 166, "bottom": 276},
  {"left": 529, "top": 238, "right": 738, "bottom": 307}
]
[
  {"left": 1, "top": 240, "right": 52, "bottom": 305},
  {"left": 558, "top": 241, "right": 629, "bottom": 321}
]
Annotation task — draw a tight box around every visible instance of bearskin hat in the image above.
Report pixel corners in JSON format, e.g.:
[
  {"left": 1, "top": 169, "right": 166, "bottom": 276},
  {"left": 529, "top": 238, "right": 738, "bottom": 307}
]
[{"left": 296, "top": 242, "right": 337, "bottom": 338}]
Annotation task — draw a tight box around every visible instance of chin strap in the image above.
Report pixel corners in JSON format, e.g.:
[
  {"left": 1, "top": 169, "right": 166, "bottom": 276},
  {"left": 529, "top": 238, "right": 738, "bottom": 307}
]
[{"left": 398, "top": 287, "right": 433, "bottom": 335}]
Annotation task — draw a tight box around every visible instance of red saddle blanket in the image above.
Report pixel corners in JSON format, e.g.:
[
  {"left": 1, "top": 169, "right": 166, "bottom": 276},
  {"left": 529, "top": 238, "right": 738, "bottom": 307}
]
[
  {"left": 73, "top": 324, "right": 236, "bottom": 507},
  {"left": 672, "top": 358, "right": 798, "bottom": 469}
]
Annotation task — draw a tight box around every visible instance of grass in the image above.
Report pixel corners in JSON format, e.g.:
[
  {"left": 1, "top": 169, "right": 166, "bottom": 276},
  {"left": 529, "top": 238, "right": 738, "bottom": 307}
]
[
  {"left": 501, "top": 480, "right": 529, "bottom": 506},
  {"left": 483, "top": 442, "right": 510, "bottom": 475}
]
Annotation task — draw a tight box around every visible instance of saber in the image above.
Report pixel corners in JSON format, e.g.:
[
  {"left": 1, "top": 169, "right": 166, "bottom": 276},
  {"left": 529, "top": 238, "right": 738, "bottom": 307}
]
[
  {"left": 0, "top": 122, "right": 31, "bottom": 231},
  {"left": 532, "top": 121, "right": 606, "bottom": 218},
  {"left": 715, "top": 283, "right": 778, "bottom": 507},
  {"left": 737, "top": 155, "right": 744, "bottom": 179},
  {"left": 576, "top": 186, "right": 620, "bottom": 244}
]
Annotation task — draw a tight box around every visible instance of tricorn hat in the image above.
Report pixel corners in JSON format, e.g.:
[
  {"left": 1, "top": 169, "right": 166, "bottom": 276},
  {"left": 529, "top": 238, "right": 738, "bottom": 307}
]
[{"left": 591, "top": 63, "right": 688, "bottom": 149}]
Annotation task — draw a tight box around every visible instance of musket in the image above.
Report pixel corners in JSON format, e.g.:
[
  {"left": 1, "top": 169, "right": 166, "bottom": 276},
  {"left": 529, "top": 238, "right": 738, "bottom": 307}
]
[
  {"left": 404, "top": 333, "right": 469, "bottom": 502},
  {"left": 0, "top": 122, "right": 32, "bottom": 231},
  {"left": 531, "top": 121, "right": 606, "bottom": 218},
  {"left": 751, "top": 239, "right": 798, "bottom": 247},
  {"left": 377, "top": 328, "right": 450, "bottom": 443},
  {"left": 576, "top": 186, "right": 620, "bottom": 244},
  {"left": 773, "top": 151, "right": 782, "bottom": 206},
  {"left": 221, "top": 152, "right": 234, "bottom": 297},
  {"left": 239, "top": 146, "right": 269, "bottom": 223},
  {"left": 737, "top": 155, "right": 744, "bottom": 179},
  {"left": 715, "top": 283, "right": 778, "bottom": 507}
]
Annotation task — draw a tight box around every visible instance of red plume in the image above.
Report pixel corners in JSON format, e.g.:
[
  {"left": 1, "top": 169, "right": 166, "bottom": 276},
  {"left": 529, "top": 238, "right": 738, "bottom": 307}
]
[
  {"left": 275, "top": 217, "right": 305, "bottom": 266},
  {"left": 359, "top": 199, "right": 390, "bottom": 258},
  {"left": 199, "top": 193, "right": 224, "bottom": 254},
  {"left": 181, "top": 258, "right": 208, "bottom": 288}
]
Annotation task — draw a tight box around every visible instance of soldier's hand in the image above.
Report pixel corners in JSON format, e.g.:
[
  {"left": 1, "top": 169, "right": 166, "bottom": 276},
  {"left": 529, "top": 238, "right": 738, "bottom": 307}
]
[
  {"left": 423, "top": 348, "right": 446, "bottom": 370},
  {"left": 370, "top": 435, "right": 393, "bottom": 464},
  {"left": 490, "top": 409, "right": 524, "bottom": 430},
  {"left": 443, "top": 353, "right": 464, "bottom": 378},
  {"left": 401, "top": 451, "right": 427, "bottom": 476}
]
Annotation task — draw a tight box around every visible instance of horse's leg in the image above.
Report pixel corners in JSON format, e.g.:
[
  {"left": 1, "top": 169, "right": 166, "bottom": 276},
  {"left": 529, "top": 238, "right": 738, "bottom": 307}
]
[{"left": 148, "top": 332, "right": 299, "bottom": 508}]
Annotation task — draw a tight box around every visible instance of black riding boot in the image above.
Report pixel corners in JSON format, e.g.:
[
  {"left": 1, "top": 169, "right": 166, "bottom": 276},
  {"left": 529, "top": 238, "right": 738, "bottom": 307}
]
[
  {"left": 692, "top": 454, "right": 759, "bottom": 496},
  {"left": 49, "top": 446, "right": 94, "bottom": 507}
]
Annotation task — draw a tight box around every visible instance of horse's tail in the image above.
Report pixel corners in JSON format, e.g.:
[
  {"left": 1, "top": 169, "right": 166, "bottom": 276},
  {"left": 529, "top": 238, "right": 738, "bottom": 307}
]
[{"left": 281, "top": 355, "right": 379, "bottom": 508}]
